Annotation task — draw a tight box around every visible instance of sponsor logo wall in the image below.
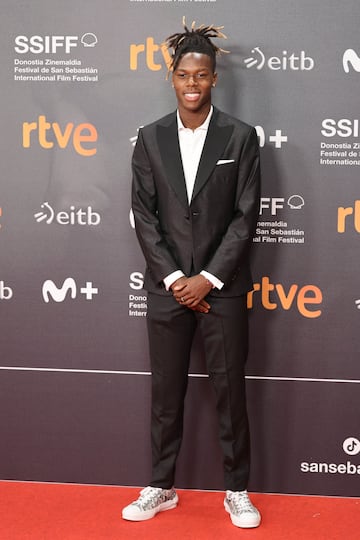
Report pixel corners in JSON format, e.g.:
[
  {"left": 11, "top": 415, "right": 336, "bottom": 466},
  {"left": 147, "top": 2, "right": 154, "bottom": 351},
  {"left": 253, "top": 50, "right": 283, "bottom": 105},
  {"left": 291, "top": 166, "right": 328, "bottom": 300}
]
[{"left": 0, "top": 0, "right": 359, "bottom": 497}]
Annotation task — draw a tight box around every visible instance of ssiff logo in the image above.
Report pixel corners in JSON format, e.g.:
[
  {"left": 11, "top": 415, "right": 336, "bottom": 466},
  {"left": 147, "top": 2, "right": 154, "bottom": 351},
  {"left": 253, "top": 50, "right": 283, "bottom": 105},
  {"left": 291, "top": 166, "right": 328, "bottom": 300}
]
[
  {"left": 14, "top": 34, "right": 98, "bottom": 54},
  {"left": 260, "top": 195, "right": 305, "bottom": 215},
  {"left": 244, "top": 47, "right": 314, "bottom": 70}
]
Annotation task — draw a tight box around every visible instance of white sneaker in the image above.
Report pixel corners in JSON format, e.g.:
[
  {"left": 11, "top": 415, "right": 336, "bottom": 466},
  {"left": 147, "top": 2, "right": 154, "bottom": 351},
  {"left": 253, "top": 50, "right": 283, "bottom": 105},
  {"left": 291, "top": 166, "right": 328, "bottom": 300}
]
[
  {"left": 224, "top": 490, "right": 261, "bottom": 528},
  {"left": 122, "top": 486, "right": 178, "bottom": 521}
]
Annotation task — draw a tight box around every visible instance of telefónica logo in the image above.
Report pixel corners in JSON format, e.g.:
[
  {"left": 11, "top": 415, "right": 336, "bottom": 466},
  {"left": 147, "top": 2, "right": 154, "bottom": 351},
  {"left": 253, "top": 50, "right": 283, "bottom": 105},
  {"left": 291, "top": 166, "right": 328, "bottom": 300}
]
[
  {"left": 342, "top": 49, "right": 360, "bottom": 73},
  {"left": 244, "top": 47, "right": 314, "bottom": 71},
  {"left": 34, "top": 202, "right": 101, "bottom": 226}
]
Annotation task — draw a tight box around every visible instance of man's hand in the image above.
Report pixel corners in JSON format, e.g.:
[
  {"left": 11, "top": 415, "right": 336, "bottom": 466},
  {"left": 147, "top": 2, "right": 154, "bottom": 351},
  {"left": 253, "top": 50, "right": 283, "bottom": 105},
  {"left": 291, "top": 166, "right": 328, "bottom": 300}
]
[{"left": 171, "top": 275, "right": 212, "bottom": 312}]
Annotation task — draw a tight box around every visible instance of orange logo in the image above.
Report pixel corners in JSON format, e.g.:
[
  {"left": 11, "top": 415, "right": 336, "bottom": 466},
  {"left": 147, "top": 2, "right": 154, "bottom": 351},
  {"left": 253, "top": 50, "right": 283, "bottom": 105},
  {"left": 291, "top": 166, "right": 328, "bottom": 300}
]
[
  {"left": 22, "top": 115, "right": 97, "bottom": 156},
  {"left": 130, "top": 37, "right": 171, "bottom": 71},
  {"left": 247, "top": 276, "right": 322, "bottom": 318},
  {"left": 337, "top": 200, "right": 360, "bottom": 233}
]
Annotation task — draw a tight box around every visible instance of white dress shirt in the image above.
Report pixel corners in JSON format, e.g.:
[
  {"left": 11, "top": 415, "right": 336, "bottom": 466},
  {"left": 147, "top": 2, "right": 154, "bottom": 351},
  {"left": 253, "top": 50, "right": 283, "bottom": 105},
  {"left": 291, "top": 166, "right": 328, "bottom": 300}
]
[{"left": 163, "top": 106, "right": 224, "bottom": 291}]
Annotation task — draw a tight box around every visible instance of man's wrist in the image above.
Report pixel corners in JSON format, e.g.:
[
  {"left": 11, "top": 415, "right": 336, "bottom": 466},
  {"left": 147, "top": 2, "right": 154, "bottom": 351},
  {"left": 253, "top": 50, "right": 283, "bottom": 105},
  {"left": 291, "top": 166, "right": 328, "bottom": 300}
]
[
  {"left": 200, "top": 270, "right": 224, "bottom": 290},
  {"left": 163, "top": 270, "right": 185, "bottom": 291}
]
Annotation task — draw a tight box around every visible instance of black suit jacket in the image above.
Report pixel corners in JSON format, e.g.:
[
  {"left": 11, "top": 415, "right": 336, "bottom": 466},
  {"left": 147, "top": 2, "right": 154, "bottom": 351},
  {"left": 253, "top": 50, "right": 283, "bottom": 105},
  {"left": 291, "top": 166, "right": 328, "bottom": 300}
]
[{"left": 132, "top": 106, "right": 261, "bottom": 297}]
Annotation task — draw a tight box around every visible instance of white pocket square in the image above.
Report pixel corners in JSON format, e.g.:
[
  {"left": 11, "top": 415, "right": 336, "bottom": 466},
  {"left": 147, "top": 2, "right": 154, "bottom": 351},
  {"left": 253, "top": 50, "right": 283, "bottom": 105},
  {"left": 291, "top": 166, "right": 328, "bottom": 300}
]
[{"left": 216, "top": 159, "right": 235, "bottom": 165}]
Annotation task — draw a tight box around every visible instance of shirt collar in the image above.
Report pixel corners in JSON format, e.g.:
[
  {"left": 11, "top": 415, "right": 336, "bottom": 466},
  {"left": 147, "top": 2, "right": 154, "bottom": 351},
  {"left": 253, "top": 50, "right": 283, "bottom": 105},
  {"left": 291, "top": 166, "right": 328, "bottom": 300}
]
[{"left": 177, "top": 105, "right": 213, "bottom": 132}]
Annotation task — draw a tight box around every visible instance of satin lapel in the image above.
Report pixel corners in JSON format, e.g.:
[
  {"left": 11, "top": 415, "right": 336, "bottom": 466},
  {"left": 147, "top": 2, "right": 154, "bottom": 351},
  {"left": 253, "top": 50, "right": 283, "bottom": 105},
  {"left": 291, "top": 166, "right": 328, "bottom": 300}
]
[
  {"left": 156, "top": 115, "right": 188, "bottom": 209},
  {"left": 191, "top": 112, "right": 234, "bottom": 202}
]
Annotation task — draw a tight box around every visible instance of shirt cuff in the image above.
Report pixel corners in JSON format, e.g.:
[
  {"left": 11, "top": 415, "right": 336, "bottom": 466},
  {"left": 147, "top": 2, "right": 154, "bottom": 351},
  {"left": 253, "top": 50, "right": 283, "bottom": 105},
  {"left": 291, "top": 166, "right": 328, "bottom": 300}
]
[
  {"left": 163, "top": 270, "right": 185, "bottom": 291},
  {"left": 201, "top": 270, "right": 224, "bottom": 290}
]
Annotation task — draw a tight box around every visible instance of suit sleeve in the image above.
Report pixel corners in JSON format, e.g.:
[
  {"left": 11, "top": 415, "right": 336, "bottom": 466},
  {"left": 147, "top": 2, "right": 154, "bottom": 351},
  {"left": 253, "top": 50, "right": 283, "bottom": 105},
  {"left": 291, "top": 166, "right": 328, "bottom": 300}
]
[
  {"left": 131, "top": 129, "right": 180, "bottom": 285},
  {"left": 203, "top": 127, "right": 261, "bottom": 285}
]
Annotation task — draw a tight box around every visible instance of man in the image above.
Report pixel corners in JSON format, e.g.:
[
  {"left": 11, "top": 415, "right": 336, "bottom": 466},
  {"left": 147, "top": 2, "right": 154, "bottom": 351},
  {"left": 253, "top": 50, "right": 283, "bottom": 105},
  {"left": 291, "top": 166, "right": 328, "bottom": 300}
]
[{"left": 122, "top": 19, "right": 261, "bottom": 529}]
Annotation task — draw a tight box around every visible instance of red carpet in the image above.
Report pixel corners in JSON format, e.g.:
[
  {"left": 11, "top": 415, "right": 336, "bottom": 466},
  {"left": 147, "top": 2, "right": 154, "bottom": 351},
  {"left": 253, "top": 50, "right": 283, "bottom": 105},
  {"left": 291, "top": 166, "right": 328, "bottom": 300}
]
[{"left": 0, "top": 481, "right": 358, "bottom": 539}]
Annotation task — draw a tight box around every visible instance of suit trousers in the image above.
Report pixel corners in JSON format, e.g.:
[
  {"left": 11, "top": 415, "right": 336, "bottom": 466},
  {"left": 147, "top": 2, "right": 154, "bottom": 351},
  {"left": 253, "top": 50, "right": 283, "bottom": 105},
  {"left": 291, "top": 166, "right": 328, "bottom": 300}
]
[{"left": 146, "top": 292, "right": 250, "bottom": 491}]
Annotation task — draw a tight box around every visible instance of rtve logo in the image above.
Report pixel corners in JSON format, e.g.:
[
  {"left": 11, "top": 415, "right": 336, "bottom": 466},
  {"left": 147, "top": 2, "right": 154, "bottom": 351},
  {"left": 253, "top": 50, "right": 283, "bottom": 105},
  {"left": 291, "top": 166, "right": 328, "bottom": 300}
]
[
  {"left": 129, "top": 272, "right": 322, "bottom": 318},
  {"left": 22, "top": 116, "right": 97, "bottom": 156},
  {"left": 130, "top": 37, "right": 171, "bottom": 71},
  {"left": 42, "top": 278, "right": 98, "bottom": 303},
  {"left": 247, "top": 276, "right": 322, "bottom": 318},
  {"left": 14, "top": 34, "right": 98, "bottom": 54},
  {"left": 244, "top": 47, "right": 314, "bottom": 71},
  {"left": 0, "top": 281, "right": 13, "bottom": 300},
  {"left": 337, "top": 200, "right": 360, "bottom": 233}
]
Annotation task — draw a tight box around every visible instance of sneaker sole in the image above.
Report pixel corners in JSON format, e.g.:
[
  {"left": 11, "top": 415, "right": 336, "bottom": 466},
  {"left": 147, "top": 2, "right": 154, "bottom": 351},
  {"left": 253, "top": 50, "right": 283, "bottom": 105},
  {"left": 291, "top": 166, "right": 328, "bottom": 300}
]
[
  {"left": 224, "top": 500, "right": 261, "bottom": 528},
  {"left": 122, "top": 495, "right": 179, "bottom": 522}
]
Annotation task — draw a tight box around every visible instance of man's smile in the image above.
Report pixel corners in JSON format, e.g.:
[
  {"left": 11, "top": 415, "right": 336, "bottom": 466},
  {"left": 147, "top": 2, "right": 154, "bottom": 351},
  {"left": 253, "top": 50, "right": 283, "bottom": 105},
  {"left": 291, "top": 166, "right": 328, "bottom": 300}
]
[{"left": 184, "top": 92, "right": 201, "bottom": 101}]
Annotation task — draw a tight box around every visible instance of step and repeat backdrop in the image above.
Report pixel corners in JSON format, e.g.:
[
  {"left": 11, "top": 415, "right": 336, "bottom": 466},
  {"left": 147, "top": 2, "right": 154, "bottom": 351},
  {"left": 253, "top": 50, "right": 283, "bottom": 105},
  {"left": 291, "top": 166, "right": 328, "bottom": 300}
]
[{"left": 1, "top": 0, "right": 359, "bottom": 497}]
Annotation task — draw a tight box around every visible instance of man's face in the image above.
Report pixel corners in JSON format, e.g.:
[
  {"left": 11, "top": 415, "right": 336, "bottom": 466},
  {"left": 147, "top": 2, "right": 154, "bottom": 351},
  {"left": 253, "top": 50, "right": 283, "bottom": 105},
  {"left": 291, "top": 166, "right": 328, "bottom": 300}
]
[{"left": 172, "top": 52, "right": 217, "bottom": 115}]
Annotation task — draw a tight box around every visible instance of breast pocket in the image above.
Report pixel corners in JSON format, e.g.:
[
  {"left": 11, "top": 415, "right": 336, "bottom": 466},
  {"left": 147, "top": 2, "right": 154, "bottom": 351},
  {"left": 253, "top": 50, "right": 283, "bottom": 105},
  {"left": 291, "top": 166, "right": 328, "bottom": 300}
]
[{"left": 214, "top": 160, "right": 237, "bottom": 182}]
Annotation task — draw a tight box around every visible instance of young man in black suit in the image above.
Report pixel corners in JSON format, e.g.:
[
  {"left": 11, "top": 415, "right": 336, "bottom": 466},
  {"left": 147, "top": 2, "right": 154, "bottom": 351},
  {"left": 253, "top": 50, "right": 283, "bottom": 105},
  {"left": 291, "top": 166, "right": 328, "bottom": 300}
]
[{"left": 122, "top": 19, "right": 261, "bottom": 529}]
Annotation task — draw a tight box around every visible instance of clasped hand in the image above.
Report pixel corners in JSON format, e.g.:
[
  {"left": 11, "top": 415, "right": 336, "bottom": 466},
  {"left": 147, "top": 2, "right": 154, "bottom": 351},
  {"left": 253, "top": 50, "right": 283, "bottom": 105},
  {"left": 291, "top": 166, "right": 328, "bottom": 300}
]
[{"left": 171, "top": 275, "right": 212, "bottom": 313}]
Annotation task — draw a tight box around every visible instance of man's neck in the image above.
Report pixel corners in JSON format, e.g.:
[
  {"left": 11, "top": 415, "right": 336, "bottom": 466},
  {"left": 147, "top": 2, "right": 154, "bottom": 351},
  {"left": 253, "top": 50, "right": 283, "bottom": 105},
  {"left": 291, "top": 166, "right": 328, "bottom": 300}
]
[{"left": 178, "top": 105, "right": 212, "bottom": 131}]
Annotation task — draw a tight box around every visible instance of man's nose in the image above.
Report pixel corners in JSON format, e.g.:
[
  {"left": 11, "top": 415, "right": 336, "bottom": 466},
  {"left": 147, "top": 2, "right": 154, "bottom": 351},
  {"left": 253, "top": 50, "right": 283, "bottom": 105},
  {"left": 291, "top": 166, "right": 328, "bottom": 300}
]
[{"left": 186, "top": 74, "right": 198, "bottom": 84}]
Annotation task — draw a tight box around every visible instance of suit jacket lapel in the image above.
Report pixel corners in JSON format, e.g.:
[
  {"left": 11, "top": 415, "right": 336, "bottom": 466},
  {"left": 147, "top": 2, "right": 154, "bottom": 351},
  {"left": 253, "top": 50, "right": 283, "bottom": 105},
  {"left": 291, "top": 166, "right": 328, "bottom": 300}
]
[
  {"left": 191, "top": 109, "right": 234, "bottom": 202},
  {"left": 157, "top": 113, "right": 188, "bottom": 209},
  {"left": 156, "top": 108, "right": 234, "bottom": 208}
]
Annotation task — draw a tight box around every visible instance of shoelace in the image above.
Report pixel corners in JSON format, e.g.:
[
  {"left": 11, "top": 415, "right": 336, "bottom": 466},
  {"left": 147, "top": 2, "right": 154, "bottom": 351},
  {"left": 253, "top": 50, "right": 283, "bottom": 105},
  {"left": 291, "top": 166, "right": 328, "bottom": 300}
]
[
  {"left": 136, "top": 487, "right": 164, "bottom": 509},
  {"left": 229, "top": 493, "right": 255, "bottom": 514}
]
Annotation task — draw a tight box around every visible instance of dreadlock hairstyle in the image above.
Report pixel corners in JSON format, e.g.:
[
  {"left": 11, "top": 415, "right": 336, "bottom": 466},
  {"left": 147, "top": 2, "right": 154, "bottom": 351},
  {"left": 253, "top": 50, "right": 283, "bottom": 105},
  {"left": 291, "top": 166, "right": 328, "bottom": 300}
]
[{"left": 164, "top": 16, "right": 228, "bottom": 76}]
